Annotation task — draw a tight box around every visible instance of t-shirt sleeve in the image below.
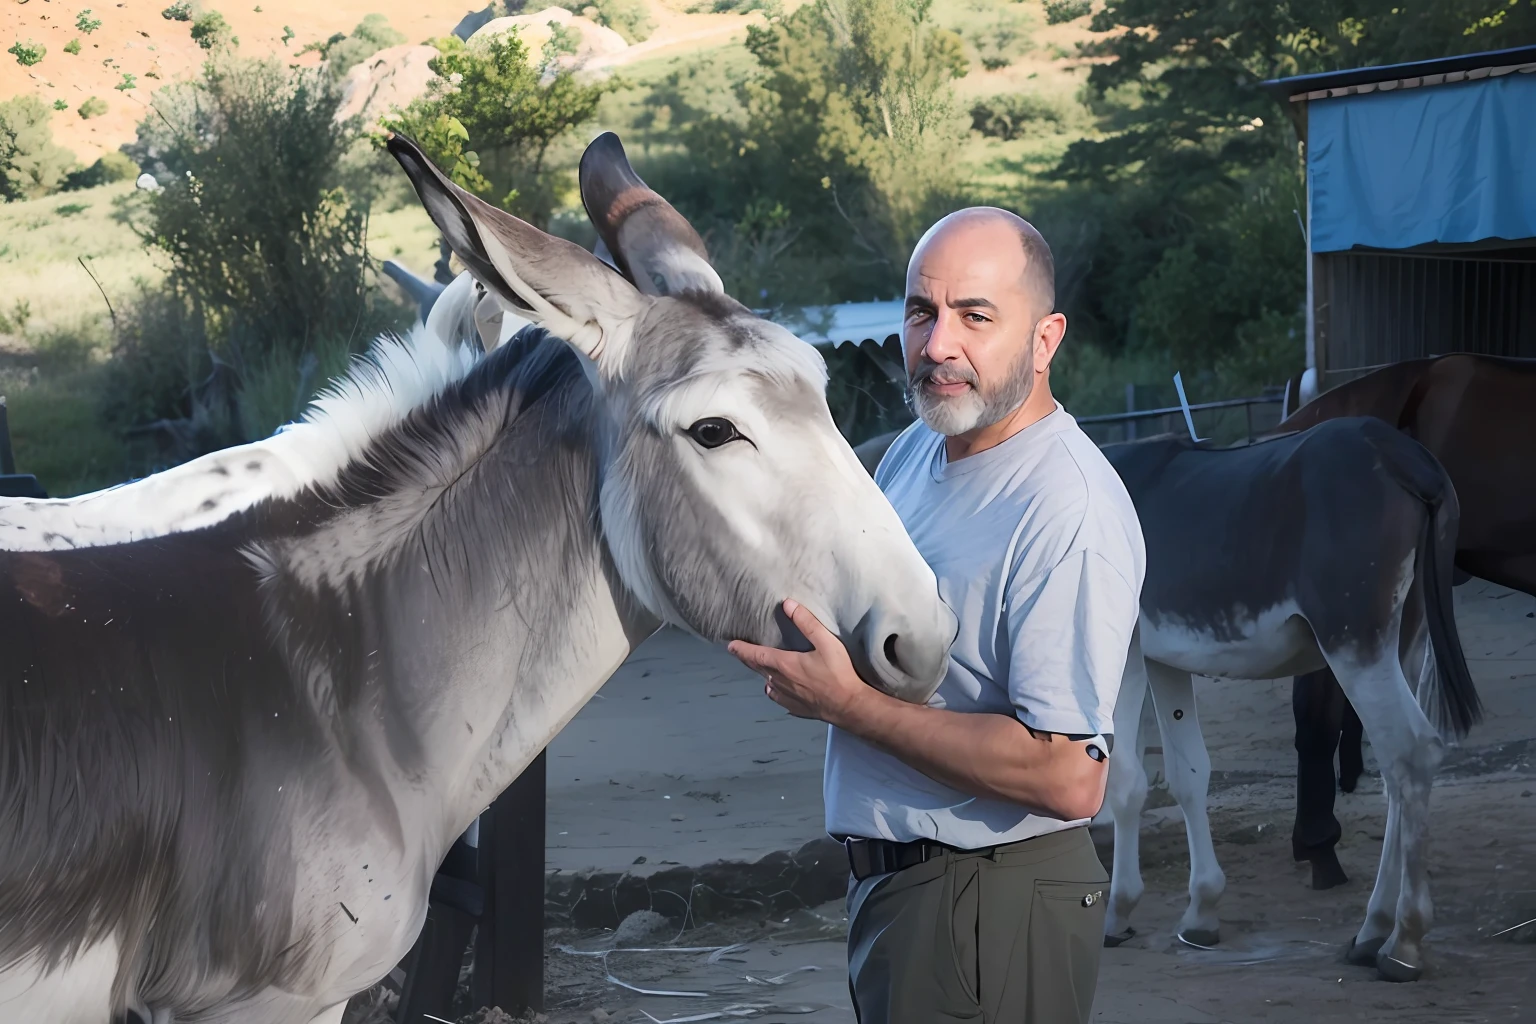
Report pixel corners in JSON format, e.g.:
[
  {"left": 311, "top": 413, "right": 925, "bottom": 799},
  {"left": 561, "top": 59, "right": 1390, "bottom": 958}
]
[{"left": 1002, "top": 548, "right": 1139, "bottom": 737}]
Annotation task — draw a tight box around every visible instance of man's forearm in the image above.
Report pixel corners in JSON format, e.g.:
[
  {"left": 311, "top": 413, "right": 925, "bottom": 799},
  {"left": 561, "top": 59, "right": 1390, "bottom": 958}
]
[{"left": 835, "top": 690, "right": 1107, "bottom": 822}]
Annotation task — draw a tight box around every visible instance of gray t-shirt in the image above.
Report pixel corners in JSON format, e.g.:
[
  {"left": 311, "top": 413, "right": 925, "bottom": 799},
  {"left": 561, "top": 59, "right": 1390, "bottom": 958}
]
[{"left": 824, "top": 403, "right": 1146, "bottom": 848}]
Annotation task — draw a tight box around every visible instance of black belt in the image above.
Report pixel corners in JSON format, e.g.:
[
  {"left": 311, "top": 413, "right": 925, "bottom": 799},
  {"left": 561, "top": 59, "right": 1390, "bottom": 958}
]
[{"left": 842, "top": 836, "right": 971, "bottom": 882}]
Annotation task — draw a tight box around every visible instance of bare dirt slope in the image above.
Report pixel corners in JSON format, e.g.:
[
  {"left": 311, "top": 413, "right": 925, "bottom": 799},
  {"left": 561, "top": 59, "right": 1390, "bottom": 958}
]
[{"left": 0, "top": 0, "right": 766, "bottom": 165}]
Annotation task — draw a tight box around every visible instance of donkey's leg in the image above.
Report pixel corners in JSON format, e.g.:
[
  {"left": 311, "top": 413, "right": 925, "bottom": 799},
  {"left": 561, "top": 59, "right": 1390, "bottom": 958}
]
[
  {"left": 1345, "top": 792, "right": 1403, "bottom": 967},
  {"left": 1146, "top": 660, "right": 1225, "bottom": 947},
  {"left": 1338, "top": 699, "right": 1366, "bottom": 794},
  {"left": 1329, "top": 647, "right": 1443, "bottom": 982},
  {"left": 1291, "top": 668, "right": 1349, "bottom": 889},
  {"left": 1104, "top": 627, "right": 1150, "bottom": 946}
]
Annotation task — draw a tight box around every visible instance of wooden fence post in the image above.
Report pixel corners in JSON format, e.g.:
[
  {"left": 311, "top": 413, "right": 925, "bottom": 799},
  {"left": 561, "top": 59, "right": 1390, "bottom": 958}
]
[
  {"left": 472, "top": 748, "right": 547, "bottom": 1015},
  {"left": 0, "top": 397, "right": 15, "bottom": 475}
]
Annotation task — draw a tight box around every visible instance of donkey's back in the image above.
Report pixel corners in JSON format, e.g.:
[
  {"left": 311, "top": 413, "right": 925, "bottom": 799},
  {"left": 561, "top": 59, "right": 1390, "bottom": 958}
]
[{"left": 1105, "top": 418, "right": 1470, "bottom": 710}]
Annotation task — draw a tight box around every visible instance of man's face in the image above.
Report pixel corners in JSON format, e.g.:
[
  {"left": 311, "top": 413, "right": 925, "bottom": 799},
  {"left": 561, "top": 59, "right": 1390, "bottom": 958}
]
[{"left": 902, "top": 216, "right": 1053, "bottom": 437}]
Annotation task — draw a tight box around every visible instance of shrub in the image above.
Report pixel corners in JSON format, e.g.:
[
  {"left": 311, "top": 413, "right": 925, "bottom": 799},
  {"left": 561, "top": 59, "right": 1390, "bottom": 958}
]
[
  {"left": 0, "top": 95, "right": 77, "bottom": 200},
  {"left": 8, "top": 40, "right": 46, "bottom": 66},
  {"left": 0, "top": 299, "right": 32, "bottom": 334},
  {"left": 53, "top": 99, "right": 69, "bottom": 111},
  {"left": 116, "top": 73, "right": 138, "bottom": 91},
  {"left": 64, "top": 38, "right": 82, "bottom": 55},
  {"left": 78, "top": 95, "right": 109, "bottom": 119},
  {"left": 76, "top": 9, "right": 103, "bottom": 33},
  {"left": 162, "top": 0, "right": 200, "bottom": 20},
  {"left": 1043, "top": 0, "right": 1090, "bottom": 24},
  {"left": 576, "top": 0, "right": 654, "bottom": 43},
  {"left": 62, "top": 150, "right": 139, "bottom": 190},
  {"left": 190, "top": 10, "right": 231, "bottom": 49},
  {"left": 688, "top": 0, "right": 781, "bottom": 14},
  {"left": 319, "top": 14, "right": 406, "bottom": 77},
  {"left": 969, "top": 93, "right": 1065, "bottom": 140},
  {"left": 114, "top": 56, "right": 407, "bottom": 458}
]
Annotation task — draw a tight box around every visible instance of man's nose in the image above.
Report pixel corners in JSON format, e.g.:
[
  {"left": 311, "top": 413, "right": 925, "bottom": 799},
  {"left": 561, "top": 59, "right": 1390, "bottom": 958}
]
[{"left": 922, "top": 310, "right": 964, "bottom": 363}]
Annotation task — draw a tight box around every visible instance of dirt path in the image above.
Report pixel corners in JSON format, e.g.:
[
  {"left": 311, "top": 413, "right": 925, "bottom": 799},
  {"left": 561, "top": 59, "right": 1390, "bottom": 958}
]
[{"left": 351, "top": 581, "right": 1536, "bottom": 1023}]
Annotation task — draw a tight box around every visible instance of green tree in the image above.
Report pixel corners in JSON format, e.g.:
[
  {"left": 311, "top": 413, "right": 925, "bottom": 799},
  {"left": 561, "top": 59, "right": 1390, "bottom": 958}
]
[
  {"left": 380, "top": 32, "right": 611, "bottom": 228},
  {"left": 1031, "top": 0, "right": 1536, "bottom": 392},
  {"left": 1063, "top": 0, "right": 1536, "bottom": 188},
  {"left": 639, "top": 0, "right": 968, "bottom": 305},
  {"left": 0, "top": 95, "right": 78, "bottom": 201}
]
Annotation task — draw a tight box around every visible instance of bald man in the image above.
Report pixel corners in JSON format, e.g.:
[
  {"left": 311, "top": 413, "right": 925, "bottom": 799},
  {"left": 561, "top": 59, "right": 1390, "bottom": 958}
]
[{"left": 730, "top": 208, "right": 1145, "bottom": 1022}]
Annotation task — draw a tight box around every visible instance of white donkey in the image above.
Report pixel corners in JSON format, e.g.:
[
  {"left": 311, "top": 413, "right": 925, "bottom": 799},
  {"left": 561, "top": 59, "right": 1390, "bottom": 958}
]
[{"left": 0, "top": 133, "right": 956, "bottom": 1023}]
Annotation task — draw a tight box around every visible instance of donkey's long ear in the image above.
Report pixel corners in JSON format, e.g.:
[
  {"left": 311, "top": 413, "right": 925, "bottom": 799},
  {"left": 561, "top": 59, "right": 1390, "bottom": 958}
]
[
  {"left": 580, "top": 132, "right": 723, "bottom": 297},
  {"left": 388, "top": 133, "right": 645, "bottom": 372}
]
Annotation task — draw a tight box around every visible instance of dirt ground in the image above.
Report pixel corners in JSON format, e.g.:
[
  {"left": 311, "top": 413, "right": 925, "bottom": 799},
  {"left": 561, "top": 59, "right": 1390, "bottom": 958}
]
[{"left": 357, "top": 580, "right": 1536, "bottom": 1024}]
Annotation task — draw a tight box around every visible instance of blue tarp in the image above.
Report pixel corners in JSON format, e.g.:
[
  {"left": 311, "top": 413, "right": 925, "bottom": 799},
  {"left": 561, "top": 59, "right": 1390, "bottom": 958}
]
[{"left": 1307, "top": 71, "right": 1536, "bottom": 253}]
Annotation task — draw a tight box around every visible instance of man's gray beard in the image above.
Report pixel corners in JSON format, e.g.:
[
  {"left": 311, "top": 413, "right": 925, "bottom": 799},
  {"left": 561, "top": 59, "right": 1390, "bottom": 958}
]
[{"left": 905, "top": 349, "right": 1035, "bottom": 437}]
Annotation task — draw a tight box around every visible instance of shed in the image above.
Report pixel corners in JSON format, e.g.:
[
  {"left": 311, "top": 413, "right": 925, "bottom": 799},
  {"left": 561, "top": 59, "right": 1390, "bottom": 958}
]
[
  {"left": 1261, "top": 45, "right": 1536, "bottom": 394},
  {"left": 771, "top": 300, "right": 905, "bottom": 348}
]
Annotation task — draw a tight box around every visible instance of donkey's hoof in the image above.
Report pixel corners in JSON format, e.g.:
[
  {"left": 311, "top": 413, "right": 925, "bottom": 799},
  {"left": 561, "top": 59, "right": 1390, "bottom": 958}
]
[
  {"left": 1346, "top": 936, "right": 1385, "bottom": 967},
  {"left": 1178, "top": 928, "right": 1220, "bottom": 948},
  {"left": 1339, "top": 771, "right": 1362, "bottom": 794},
  {"left": 1375, "top": 952, "right": 1423, "bottom": 983},
  {"left": 1310, "top": 852, "right": 1349, "bottom": 891},
  {"left": 1103, "top": 928, "right": 1135, "bottom": 948}
]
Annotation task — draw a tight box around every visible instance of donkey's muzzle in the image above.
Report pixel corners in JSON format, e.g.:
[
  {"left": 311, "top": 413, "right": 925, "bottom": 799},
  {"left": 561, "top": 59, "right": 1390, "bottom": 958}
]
[{"left": 847, "top": 599, "right": 957, "bottom": 704}]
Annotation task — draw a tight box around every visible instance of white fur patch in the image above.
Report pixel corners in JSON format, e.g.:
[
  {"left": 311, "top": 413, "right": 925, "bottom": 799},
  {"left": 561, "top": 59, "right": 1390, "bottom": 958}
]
[
  {"left": 0, "top": 324, "right": 481, "bottom": 553},
  {"left": 1139, "top": 600, "right": 1321, "bottom": 679},
  {"left": 0, "top": 938, "right": 120, "bottom": 1024}
]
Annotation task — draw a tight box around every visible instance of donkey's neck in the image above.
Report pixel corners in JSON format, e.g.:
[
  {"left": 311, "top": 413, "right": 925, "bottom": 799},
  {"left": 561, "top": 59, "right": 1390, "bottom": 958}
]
[{"left": 252, "top": 336, "right": 658, "bottom": 872}]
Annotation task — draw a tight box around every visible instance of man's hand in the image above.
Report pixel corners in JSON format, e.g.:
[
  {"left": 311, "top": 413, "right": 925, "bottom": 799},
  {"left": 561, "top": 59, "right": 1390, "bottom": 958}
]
[
  {"left": 730, "top": 598, "right": 1109, "bottom": 821},
  {"left": 727, "top": 599, "right": 877, "bottom": 727}
]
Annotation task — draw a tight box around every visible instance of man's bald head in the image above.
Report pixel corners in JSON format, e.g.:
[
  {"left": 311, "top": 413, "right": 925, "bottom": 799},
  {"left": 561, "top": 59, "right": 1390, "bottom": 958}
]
[
  {"left": 902, "top": 207, "right": 1068, "bottom": 441},
  {"left": 909, "top": 207, "right": 1055, "bottom": 318}
]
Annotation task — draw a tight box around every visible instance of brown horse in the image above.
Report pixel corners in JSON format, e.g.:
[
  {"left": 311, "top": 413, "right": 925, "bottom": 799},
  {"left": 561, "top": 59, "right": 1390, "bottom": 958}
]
[{"left": 1279, "top": 354, "right": 1536, "bottom": 889}]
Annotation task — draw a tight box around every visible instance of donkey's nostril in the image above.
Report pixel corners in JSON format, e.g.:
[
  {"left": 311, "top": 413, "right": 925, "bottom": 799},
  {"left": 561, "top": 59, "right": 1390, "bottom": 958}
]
[{"left": 883, "top": 633, "right": 901, "bottom": 674}]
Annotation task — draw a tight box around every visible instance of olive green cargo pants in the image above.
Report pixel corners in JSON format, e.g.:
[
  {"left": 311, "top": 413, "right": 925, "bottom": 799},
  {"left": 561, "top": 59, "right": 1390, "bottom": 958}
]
[{"left": 845, "top": 826, "right": 1108, "bottom": 1023}]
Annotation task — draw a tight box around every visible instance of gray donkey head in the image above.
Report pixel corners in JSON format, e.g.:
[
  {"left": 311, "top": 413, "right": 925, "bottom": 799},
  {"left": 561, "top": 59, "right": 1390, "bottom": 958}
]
[{"left": 387, "top": 132, "right": 955, "bottom": 702}]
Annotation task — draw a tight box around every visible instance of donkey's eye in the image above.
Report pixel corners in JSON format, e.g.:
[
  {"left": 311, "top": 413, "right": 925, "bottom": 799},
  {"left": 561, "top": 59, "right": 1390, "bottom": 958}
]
[{"left": 685, "top": 417, "right": 743, "bottom": 450}]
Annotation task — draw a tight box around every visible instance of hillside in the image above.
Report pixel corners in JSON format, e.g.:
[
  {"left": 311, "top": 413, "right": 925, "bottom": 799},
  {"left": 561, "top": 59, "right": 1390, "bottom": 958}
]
[{"left": 1, "top": 0, "right": 773, "bottom": 165}]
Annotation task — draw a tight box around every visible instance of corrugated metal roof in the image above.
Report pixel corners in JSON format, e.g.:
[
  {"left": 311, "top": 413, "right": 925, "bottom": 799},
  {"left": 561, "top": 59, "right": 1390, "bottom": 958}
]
[
  {"left": 769, "top": 300, "right": 905, "bottom": 348},
  {"left": 1259, "top": 44, "right": 1536, "bottom": 104}
]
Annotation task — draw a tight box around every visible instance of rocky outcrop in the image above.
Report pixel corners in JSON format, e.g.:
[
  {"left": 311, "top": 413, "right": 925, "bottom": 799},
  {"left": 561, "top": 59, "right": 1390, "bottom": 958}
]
[
  {"left": 334, "top": 44, "right": 442, "bottom": 127},
  {"left": 468, "top": 7, "right": 629, "bottom": 65}
]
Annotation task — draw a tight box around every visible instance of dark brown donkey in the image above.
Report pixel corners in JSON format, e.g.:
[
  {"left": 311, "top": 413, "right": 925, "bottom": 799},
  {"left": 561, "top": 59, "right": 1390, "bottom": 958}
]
[{"left": 1278, "top": 354, "right": 1536, "bottom": 890}]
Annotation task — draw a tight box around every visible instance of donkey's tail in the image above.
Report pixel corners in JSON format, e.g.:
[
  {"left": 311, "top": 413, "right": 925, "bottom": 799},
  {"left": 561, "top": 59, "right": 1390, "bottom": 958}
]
[{"left": 1373, "top": 424, "right": 1482, "bottom": 738}]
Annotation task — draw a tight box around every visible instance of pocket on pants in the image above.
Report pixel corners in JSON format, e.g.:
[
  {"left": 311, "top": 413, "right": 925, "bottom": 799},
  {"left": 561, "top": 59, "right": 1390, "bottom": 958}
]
[{"left": 1026, "top": 880, "right": 1108, "bottom": 1024}]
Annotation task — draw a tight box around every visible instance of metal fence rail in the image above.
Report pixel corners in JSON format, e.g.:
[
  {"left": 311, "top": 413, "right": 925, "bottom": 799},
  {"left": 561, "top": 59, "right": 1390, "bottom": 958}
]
[{"left": 1074, "top": 394, "right": 1287, "bottom": 446}]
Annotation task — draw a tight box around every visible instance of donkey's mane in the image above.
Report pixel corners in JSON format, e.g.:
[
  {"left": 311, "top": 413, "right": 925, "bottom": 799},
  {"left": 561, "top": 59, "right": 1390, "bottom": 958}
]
[{"left": 0, "top": 321, "right": 503, "bottom": 552}]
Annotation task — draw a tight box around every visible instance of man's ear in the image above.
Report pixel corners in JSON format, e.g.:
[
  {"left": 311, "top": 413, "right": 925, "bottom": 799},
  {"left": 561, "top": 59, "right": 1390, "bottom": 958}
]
[
  {"left": 1034, "top": 312, "right": 1068, "bottom": 373},
  {"left": 388, "top": 132, "right": 647, "bottom": 374}
]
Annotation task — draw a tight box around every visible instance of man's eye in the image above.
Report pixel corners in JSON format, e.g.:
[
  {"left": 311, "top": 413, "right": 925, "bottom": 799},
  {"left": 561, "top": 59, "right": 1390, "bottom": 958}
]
[{"left": 685, "top": 417, "right": 743, "bottom": 449}]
